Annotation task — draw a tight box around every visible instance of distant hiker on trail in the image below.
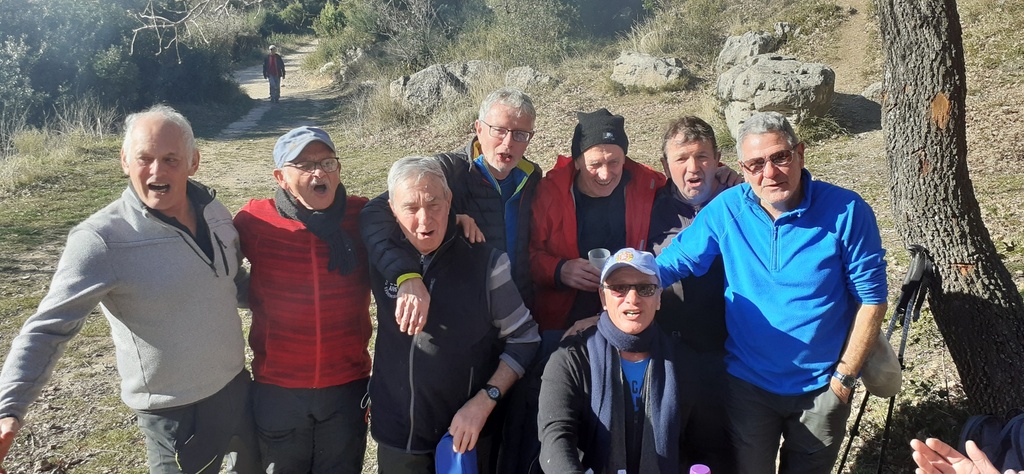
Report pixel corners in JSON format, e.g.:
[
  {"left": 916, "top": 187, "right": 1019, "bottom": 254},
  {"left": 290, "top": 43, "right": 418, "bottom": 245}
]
[
  {"left": 234, "top": 126, "right": 372, "bottom": 473},
  {"left": 263, "top": 45, "right": 286, "bottom": 103},
  {"left": 0, "top": 104, "right": 259, "bottom": 474}
]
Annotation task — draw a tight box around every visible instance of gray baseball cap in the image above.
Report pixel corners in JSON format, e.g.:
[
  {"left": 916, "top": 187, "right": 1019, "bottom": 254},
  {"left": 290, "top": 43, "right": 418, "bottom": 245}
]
[{"left": 273, "top": 126, "right": 335, "bottom": 168}]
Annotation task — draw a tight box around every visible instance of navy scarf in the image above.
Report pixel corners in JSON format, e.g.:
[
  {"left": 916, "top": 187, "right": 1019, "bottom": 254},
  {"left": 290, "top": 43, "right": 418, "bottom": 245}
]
[
  {"left": 586, "top": 313, "right": 681, "bottom": 473},
  {"left": 275, "top": 185, "right": 357, "bottom": 276}
]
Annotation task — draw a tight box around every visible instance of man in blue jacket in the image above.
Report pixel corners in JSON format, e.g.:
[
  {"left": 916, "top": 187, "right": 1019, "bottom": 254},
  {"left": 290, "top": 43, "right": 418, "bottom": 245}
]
[{"left": 656, "top": 111, "right": 888, "bottom": 473}]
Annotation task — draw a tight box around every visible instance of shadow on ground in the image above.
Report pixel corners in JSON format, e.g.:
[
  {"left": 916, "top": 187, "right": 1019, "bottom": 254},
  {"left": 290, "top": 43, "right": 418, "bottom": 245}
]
[{"left": 834, "top": 93, "right": 882, "bottom": 135}]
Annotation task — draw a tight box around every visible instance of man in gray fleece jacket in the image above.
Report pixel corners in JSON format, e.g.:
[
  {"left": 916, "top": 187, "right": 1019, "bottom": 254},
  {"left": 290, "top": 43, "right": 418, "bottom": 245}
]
[{"left": 0, "top": 105, "right": 258, "bottom": 473}]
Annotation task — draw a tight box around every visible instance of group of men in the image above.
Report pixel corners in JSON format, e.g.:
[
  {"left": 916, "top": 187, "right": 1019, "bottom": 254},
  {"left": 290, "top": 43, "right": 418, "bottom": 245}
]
[{"left": 0, "top": 84, "right": 889, "bottom": 474}]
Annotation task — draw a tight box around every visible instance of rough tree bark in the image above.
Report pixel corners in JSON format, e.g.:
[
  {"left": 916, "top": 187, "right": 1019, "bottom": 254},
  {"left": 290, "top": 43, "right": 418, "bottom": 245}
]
[{"left": 877, "top": 0, "right": 1024, "bottom": 413}]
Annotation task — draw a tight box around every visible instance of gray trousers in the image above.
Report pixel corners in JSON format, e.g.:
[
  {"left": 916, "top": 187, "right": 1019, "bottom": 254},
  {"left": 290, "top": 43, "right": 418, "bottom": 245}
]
[
  {"left": 726, "top": 374, "right": 851, "bottom": 474},
  {"left": 135, "top": 370, "right": 260, "bottom": 474},
  {"left": 253, "top": 378, "right": 368, "bottom": 473},
  {"left": 268, "top": 76, "right": 281, "bottom": 101}
]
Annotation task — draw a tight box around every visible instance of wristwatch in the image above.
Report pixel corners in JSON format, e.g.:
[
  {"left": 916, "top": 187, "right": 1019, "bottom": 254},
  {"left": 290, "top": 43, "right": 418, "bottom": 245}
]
[
  {"left": 833, "top": 371, "right": 858, "bottom": 389},
  {"left": 483, "top": 384, "right": 502, "bottom": 402}
]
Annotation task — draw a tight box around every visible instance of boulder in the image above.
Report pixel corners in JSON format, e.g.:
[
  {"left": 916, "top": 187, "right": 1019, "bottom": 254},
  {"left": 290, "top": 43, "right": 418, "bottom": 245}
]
[
  {"left": 505, "top": 66, "right": 556, "bottom": 89},
  {"left": 390, "top": 60, "right": 501, "bottom": 112},
  {"left": 318, "top": 61, "right": 336, "bottom": 75},
  {"left": 716, "top": 31, "right": 781, "bottom": 73},
  {"left": 717, "top": 54, "right": 836, "bottom": 138},
  {"left": 862, "top": 81, "right": 884, "bottom": 102},
  {"left": 610, "top": 51, "right": 690, "bottom": 89},
  {"left": 333, "top": 47, "right": 365, "bottom": 82}
]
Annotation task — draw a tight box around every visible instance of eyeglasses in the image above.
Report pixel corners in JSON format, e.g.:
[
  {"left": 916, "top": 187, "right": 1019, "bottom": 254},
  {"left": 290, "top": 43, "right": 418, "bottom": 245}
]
[
  {"left": 602, "top": 283, "right": 660, "bottom": 298},
  {"left": 739, "top": 149, "right": 796, "bottom": 175},
  {"left": 285, "top": 157, "right": 340, "bottom": 173},
  {"left": 479, "top": 120, "right": 535, "bottom": 143}
]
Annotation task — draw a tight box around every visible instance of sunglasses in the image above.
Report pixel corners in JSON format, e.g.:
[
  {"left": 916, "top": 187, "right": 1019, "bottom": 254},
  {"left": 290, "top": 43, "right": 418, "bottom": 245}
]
[{"left": 601, "top": 283, "right": 659, "bottom": 298}]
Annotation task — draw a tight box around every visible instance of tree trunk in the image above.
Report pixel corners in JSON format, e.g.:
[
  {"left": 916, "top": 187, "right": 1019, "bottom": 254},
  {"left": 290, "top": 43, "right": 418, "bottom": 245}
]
[{"left": 877, "top": 0, "right": 1024, "bottom": 413}]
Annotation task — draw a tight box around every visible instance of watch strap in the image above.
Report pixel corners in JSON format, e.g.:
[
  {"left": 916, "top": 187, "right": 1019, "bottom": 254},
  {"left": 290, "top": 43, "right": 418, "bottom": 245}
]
[{"left": 833, "top": 371, "right": 857, "bottom": 389}]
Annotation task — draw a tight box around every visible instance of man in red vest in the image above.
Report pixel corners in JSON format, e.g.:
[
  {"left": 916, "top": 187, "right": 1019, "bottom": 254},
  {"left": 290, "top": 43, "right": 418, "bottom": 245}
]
[{"left": 263, "top": 45, "right": 286, "bottom": 103}]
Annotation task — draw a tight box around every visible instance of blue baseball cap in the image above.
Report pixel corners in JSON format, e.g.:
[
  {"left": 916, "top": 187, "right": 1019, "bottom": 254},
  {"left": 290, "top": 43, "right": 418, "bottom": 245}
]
[
  {"left": 600, "top": 247, "right": 661, "bottom": 287},
  {"left": 273, "top": 126, "right": 335, "bottom": 168}
]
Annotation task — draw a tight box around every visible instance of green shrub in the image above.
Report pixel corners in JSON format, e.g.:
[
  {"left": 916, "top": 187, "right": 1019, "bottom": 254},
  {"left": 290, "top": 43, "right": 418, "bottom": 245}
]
[
  {"left": 313, "top": 1, "right": 347, "bottom": 37},
  {"left": 90, "top": 45, "right": 141, "bottom": 109},
  {"left": 280, "top": 2, "right": 312, "bottom": 32}
]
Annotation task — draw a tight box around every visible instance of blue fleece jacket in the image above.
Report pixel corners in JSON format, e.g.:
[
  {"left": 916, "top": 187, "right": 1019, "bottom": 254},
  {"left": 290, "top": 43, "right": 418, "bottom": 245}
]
[{"left": 656, "top": 170, "right": 888, "bottom": 395}]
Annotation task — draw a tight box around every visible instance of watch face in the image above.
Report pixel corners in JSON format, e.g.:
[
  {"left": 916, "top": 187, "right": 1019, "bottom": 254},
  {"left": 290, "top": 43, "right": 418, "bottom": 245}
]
[{"left": 487, "top": 386, "right": 501, "bottom": 400}]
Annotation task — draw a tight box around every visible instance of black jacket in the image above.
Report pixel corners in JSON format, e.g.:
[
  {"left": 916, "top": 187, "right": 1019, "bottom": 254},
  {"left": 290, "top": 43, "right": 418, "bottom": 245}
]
[
  {"left": 368, "top": 214, "right": 503, "bottom": 452},
  {"left": 647, "top": 183, "right": 727, "bottom": 353}
]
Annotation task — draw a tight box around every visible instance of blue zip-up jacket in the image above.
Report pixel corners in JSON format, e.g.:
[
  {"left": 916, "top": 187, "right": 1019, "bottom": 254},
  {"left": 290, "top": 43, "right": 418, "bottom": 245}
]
[{"left": 656, "top": 170, "right": 887, "bottom": 395}]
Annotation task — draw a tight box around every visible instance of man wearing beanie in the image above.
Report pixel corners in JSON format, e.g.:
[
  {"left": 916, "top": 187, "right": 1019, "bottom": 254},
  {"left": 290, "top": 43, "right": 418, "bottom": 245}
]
[
  {"left": 529, "top": 108, "right": 665, "bottom": 331},
  {"left": 234, "top": 126, "right": 372, "bottom": 472}
]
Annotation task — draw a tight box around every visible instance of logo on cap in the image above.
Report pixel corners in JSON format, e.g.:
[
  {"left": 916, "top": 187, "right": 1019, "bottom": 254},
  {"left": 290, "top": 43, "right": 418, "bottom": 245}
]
[
  {"left": 603, "top": 131, "right": 615, "bottom": 141},
  {"left": 616, "top": 251, "right": 635, "bottom": 262}
]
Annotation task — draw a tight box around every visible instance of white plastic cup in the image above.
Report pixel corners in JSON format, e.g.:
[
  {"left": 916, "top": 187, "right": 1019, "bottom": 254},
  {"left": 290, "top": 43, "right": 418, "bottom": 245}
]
[
  {"left": 689, "top": 464, "right": 711, "bottom": 474},
  {"left": 588, "top": 248, "right": 610, "bottom": 270}
]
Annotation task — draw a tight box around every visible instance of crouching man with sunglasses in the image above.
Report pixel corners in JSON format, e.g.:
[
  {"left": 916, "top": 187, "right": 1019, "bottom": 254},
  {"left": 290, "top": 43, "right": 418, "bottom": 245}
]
[
  {"left": 655, "top": 111, "right": 889, "bottom": 474},
  {"left": 538, "top": 248, "right": 699, "bottom": 474}
]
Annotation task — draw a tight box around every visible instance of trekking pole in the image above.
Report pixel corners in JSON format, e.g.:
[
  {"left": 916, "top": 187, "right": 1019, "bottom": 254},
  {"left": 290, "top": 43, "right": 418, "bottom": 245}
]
[
  {"left": 875, "top": 245, "right": 932, "bottom": 473},
  {"left": 837, "top": 245, "right": 932, "bottom": 473}
]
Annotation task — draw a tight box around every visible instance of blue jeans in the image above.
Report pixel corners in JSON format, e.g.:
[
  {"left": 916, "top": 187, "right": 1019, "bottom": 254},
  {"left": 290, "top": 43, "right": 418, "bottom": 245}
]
[
  {"left": 253, "top": 378, "right": 368, "bottom": 473},
  {"left": 135, "top": 370, "right": 259, "bottom": 474},
  {"left": 268, "top": 75, "right": 281, "bottom": 101},
  {"left": 726, "top": 375, "right": 851, "bottom": 474}
]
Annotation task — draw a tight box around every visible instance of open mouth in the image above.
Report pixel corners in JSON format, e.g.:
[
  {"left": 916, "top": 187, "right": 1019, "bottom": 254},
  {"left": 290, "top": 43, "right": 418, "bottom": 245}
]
[
  {"left": 622, "top": 309, "right": 641, "bottom": 318},
  {"left": 148, "top": 183, "right": 170, "bottom": 193},
  {"left": 313, "top": 184, "right": 328, "bottom": 194},
  {"left": 416, "top": 230, "right": 435, "bottom": 239}
]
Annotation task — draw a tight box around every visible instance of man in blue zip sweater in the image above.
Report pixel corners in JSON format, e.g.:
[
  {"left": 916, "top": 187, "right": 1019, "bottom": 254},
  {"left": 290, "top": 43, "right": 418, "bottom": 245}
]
[{"left": 656, "top": 112, "right": 888, "bottom": 473}]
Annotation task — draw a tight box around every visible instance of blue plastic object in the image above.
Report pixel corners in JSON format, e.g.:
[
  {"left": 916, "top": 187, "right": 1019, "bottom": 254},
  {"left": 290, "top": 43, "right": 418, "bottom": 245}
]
[{"left": 435, "top": 432, "right": 478, "bottom": 474}]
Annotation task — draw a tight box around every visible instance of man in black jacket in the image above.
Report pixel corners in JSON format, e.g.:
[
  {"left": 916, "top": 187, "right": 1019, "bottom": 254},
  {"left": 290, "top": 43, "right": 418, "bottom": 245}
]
[
  {"left": 368, "top": 156, "right": 540, "bottom": 474},
  {"left": 647, "top": 115, "right": 733, "bottom": 471},
  {"left": 360, "top": 87, "right": 541, "bottom": 336}
]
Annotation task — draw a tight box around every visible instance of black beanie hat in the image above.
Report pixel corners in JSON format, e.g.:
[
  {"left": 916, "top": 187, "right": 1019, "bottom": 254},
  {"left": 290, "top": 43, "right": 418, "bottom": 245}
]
[{"left": 571, "top": 108, "right": 629, "bottom": 159}]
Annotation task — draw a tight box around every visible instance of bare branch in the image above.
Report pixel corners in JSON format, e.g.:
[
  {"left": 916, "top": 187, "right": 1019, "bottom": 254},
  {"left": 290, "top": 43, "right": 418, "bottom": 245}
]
[{"left": 129, "top": 0, "right": 264, "bottom": 58}]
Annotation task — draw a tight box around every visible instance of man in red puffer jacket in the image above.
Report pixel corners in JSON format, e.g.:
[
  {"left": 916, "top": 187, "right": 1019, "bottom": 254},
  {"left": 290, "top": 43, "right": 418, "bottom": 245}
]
[{"left": 234, "top": 126, "right": 370, "bottom": 473}]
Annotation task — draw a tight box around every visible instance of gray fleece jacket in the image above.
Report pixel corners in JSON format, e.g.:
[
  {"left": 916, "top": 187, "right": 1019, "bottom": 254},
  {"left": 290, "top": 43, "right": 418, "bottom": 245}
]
[{"left": 0, "top": 181, "right": 248, "bottom": 420}]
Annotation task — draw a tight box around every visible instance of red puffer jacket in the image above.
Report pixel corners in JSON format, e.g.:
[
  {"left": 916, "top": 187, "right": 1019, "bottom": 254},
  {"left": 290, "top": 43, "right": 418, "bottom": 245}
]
[
  {"left": 529, "top": 155, "right": 665, "bottom": 331},
  {"left": 235, "top": 197, "right": 372, "bottom": 388}
]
